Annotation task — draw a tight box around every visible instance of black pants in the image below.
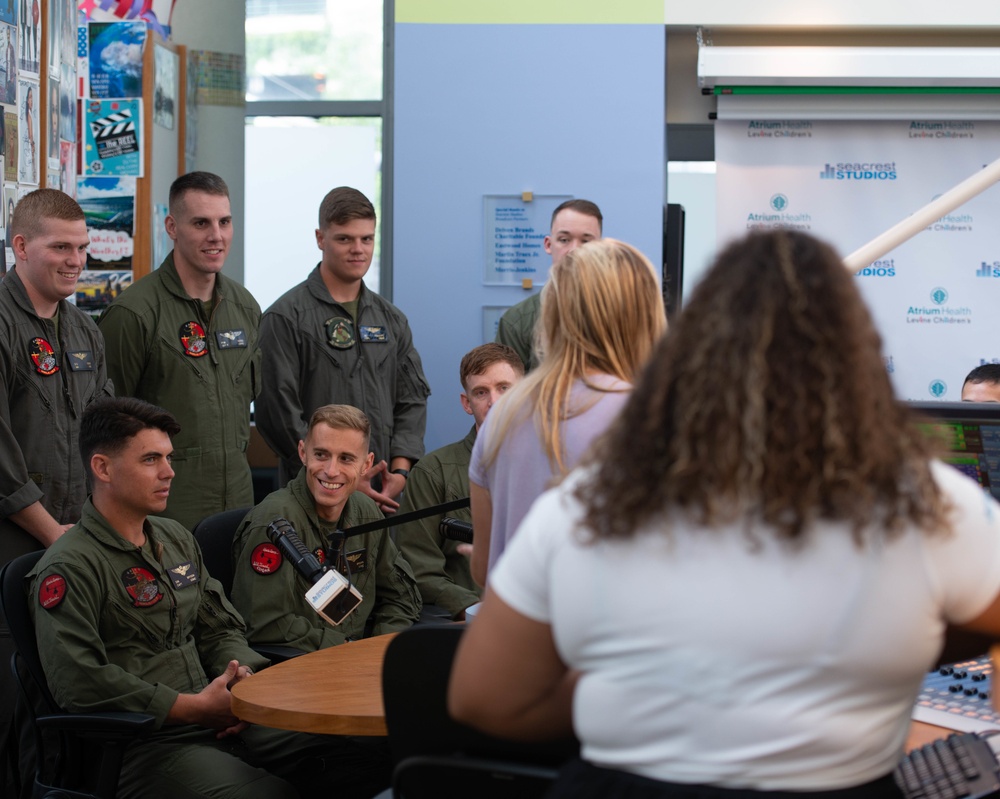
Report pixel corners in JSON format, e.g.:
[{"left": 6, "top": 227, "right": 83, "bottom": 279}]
[{"left": 546, "top": 760, "right": 904, "bottom": 799}]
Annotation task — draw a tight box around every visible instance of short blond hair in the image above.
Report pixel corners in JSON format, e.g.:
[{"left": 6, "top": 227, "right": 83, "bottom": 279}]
[{"left": 307, "top": 404, "right": 371, "bottom": 450}]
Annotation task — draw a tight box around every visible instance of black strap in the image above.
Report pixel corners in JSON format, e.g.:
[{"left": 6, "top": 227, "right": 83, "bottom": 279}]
[{"left": 339, "top": 496, "right": 470, "bottom": 539}]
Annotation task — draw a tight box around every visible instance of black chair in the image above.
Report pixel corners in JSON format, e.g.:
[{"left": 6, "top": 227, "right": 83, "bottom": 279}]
[
  {"left": 192, "top": 507, "right": 304, "bottom": 665},
  {"left": 0, "top": 551, "right": 155, "bottom": 799},
  {"left": 191, "top": 506, "right": 251, "bottom": 597},
  {"left": 382, "top": 625, "right": 578, "bottom": 799}
]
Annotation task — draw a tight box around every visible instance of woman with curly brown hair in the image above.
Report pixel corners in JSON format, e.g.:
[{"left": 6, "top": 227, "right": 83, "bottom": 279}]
[{"left": 450, "top": 230, "right": 1000, "bottom": 799}]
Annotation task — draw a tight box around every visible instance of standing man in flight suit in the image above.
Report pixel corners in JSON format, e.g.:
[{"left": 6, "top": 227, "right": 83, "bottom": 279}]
[
  {"left": 99, "top": 172, "right": 261, "bottom": 531},
  {"left": 0, "top": 188, "right": 111, "bottom": 795},
  {"left": 496, "top": 198, "right": 602, "bottom": 372},
  {"left": 255, "top": 187, "right": 429, "bottom": 512}
]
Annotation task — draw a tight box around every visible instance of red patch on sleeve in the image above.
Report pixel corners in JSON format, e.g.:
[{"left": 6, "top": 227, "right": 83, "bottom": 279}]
[
  {"left": 38, "top": 574, "right": 67, "bottom": 610},
  {"left": 251, "top": 543, "right": 283, "bottom": 575}
]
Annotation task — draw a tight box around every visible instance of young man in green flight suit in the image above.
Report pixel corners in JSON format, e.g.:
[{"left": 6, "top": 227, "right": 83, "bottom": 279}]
[
  {"left": 495, "top": 198, "right": 602, "bottom": 372},
  {"left": 99, "top": 171, "right": 260, "bottom": 531},
  {"left": 254, "top": 187, "right": 430, "bottom": 514},
  {"left": 231, "top": 404, "right": 420, "bottom": 652},
  {"left": 396, "top": 343, "right": 523, "bottom": 620},
  {"left": 0, "top": 188, "right": 112, "bottom": 796}
]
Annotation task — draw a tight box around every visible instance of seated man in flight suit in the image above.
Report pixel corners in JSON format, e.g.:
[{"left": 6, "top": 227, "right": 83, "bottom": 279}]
[
  {"left": 28, "top": 396, "right": 389, "bottom": 799},
  {"left": 231, "top": 404, "right": 421, "bottom": 651}
]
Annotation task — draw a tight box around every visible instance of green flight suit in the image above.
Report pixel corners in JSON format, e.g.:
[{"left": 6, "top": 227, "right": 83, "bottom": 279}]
[
  {"left": 1, "top": 267, "right": 112, "bottom": 796},
  {"left": 396, "top": 425, "right": 481, "bottom": 618},
  {"left": 495, "top": 291, "right": 541, "bottom": 372},
  {"left": 98, "top": 253, "right": 261, "bottom": 530},
  {"left": 255, "top": 268, "right": 429, "bottom": 485},
  {"left": 231, "top": 470, "right": 421, "bottom": 651}
]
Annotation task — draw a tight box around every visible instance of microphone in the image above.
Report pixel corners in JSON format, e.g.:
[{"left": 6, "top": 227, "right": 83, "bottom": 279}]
[
  {"left": 266, "top": 518, "right": 325, "bottom": 584},
  {"left": 439, "top": 517, "right": 473, "bottom": 544},
  {"left": 265, "top": 518, "right": 362, "bottom": 627}
]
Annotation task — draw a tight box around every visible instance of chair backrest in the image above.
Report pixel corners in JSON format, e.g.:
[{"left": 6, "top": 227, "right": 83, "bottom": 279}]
[
  {"left": 1, "top": 551, "right": 157, "bottom": 799},
  {"left": 0, "top": 551, "right": 59, "bottom": 715},
  {"left": 192, "top": 507, "right": 251, "bottom": 597},
  {"left": 382, "top": 625, "right": 578, "bottom": 797}
]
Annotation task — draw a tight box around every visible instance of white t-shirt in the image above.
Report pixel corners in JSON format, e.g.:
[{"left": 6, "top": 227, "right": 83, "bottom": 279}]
[{"left": 489, "top": 460, "right": 1000, "bottom": 791}]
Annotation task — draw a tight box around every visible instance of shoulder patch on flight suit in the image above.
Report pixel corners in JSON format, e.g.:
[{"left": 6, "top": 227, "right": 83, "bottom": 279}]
[
  {"left": 179, "top": 321, "right": 208, "bottom": 357},
  {"left": 67, "top": 350, "right": 96, "bottom": 371},
  {"left": 359, "top": 326, "right": 387, "bottom": 343},
  {"left": 30, "top": 337, "right": 59, "bottom": 375},
  {"left": 167, "top": 560, "right": 200, "bottom": 589},
  {"left": 251, "top": 542, "right": 283, "bottom": 575},
  {"left": 122, "top": 566, "right": 163, "bottom": 608},
  {"left": 38, "top": 574, "right": 67, "bottom": 610}
]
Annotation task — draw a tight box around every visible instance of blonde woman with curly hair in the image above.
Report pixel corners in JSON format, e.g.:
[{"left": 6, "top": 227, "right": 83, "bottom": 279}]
[
  {"left": 452, "top": 230, "right": 1000, "bottom": 799},
  {"left": 468, "top": 238, "right": 666, "bottom": 586}
]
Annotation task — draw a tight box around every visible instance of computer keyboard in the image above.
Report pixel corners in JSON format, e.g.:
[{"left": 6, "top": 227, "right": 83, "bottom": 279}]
[{"left": 895, "top": 732, "right": 1000, "bottom": 799}]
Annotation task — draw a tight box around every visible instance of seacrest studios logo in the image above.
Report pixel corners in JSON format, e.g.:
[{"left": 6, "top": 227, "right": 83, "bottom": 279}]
[
  {"left": 928, "top": 379, "right": 948, "bottom": 399},
  {"left": 745, "top": 193, "right": 812, "bottom": 232},
  {"left": 906, "top": 286, "right": 972, "bottom": 326},
  {"left": 819, "top": 161, "right": 897, "bottom": 181},
  {"left": 855, "top": 258, "right": 896, "bottom": 278},
  {"left": 977, "top": 260, "right": 1000, "bottom": 278}
]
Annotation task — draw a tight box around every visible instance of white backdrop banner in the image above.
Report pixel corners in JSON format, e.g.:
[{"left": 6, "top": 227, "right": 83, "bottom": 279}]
[{"left": 716, "top": 119, "right": 1000, "bottom": 401}]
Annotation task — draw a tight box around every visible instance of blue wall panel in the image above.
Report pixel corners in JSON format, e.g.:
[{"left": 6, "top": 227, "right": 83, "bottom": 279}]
[{"left": 394, "top": 23, "right": 665, "bottom": 450}]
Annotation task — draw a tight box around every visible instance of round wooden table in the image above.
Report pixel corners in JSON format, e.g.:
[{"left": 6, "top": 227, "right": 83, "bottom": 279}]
[{"left": 231, "top": 633, "right": 396, "bottom": 735}]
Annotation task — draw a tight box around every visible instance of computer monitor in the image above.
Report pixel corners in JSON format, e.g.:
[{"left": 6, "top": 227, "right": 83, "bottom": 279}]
[{"left": 908, "top": 402, "right": 1000, "bottom": 503}]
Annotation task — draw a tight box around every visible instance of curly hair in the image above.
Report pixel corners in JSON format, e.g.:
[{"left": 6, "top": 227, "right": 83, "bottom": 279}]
[
  {"left": 483, "top": 238, "right": 666, "bottom": 475},
  {"left": 577, "top": 230, "right": 948, "bottom": 544}
]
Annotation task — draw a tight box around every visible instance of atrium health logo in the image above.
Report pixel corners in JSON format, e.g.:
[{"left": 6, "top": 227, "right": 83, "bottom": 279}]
[
  {"left": 770, "top": 194, "right": 788, "bottom": 212},
  {"left": 930, "top": 287, "right": 948, "bottom": 305},
  {"left": 928, "top": 380, "right": 947, "bottom": 399}
]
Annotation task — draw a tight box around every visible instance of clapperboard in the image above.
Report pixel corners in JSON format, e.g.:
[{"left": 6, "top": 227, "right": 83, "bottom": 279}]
[{"left": 90, "top": 109, "right": 139, "bottom": 161}]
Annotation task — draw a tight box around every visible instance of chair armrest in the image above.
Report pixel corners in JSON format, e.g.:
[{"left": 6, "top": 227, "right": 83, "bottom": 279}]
[
  {"left": 36, "top": 711, "right": 156, "bottom": 739},
  {"left": 252, "top": 644, "right": 306, "bottom": 665}
]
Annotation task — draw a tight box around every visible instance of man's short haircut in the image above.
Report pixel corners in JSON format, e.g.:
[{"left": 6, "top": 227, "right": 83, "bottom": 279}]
[
  {"left": 964, "top": 364, "right": 1000, "bottom": 387},
  {"left": 169, "top": 171, "right": 230, "bottom": 214},
  {"left": 318, "top": 187, "right": 376, "bottom": 229},
  {"left": 550, "top": 199, "right": 603, "bottom": 233},
  {"left": 9, "top": 189, "right": 84, "bottom": 240},
  {"left": 307, "top": 404, "right": 371, "bottom": 450},
  {"left": 459, "top": 343, "right": 524, "bottom": 391},
  {"left": 80, "top": 397, "right": 181, "bottom": 472}
]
